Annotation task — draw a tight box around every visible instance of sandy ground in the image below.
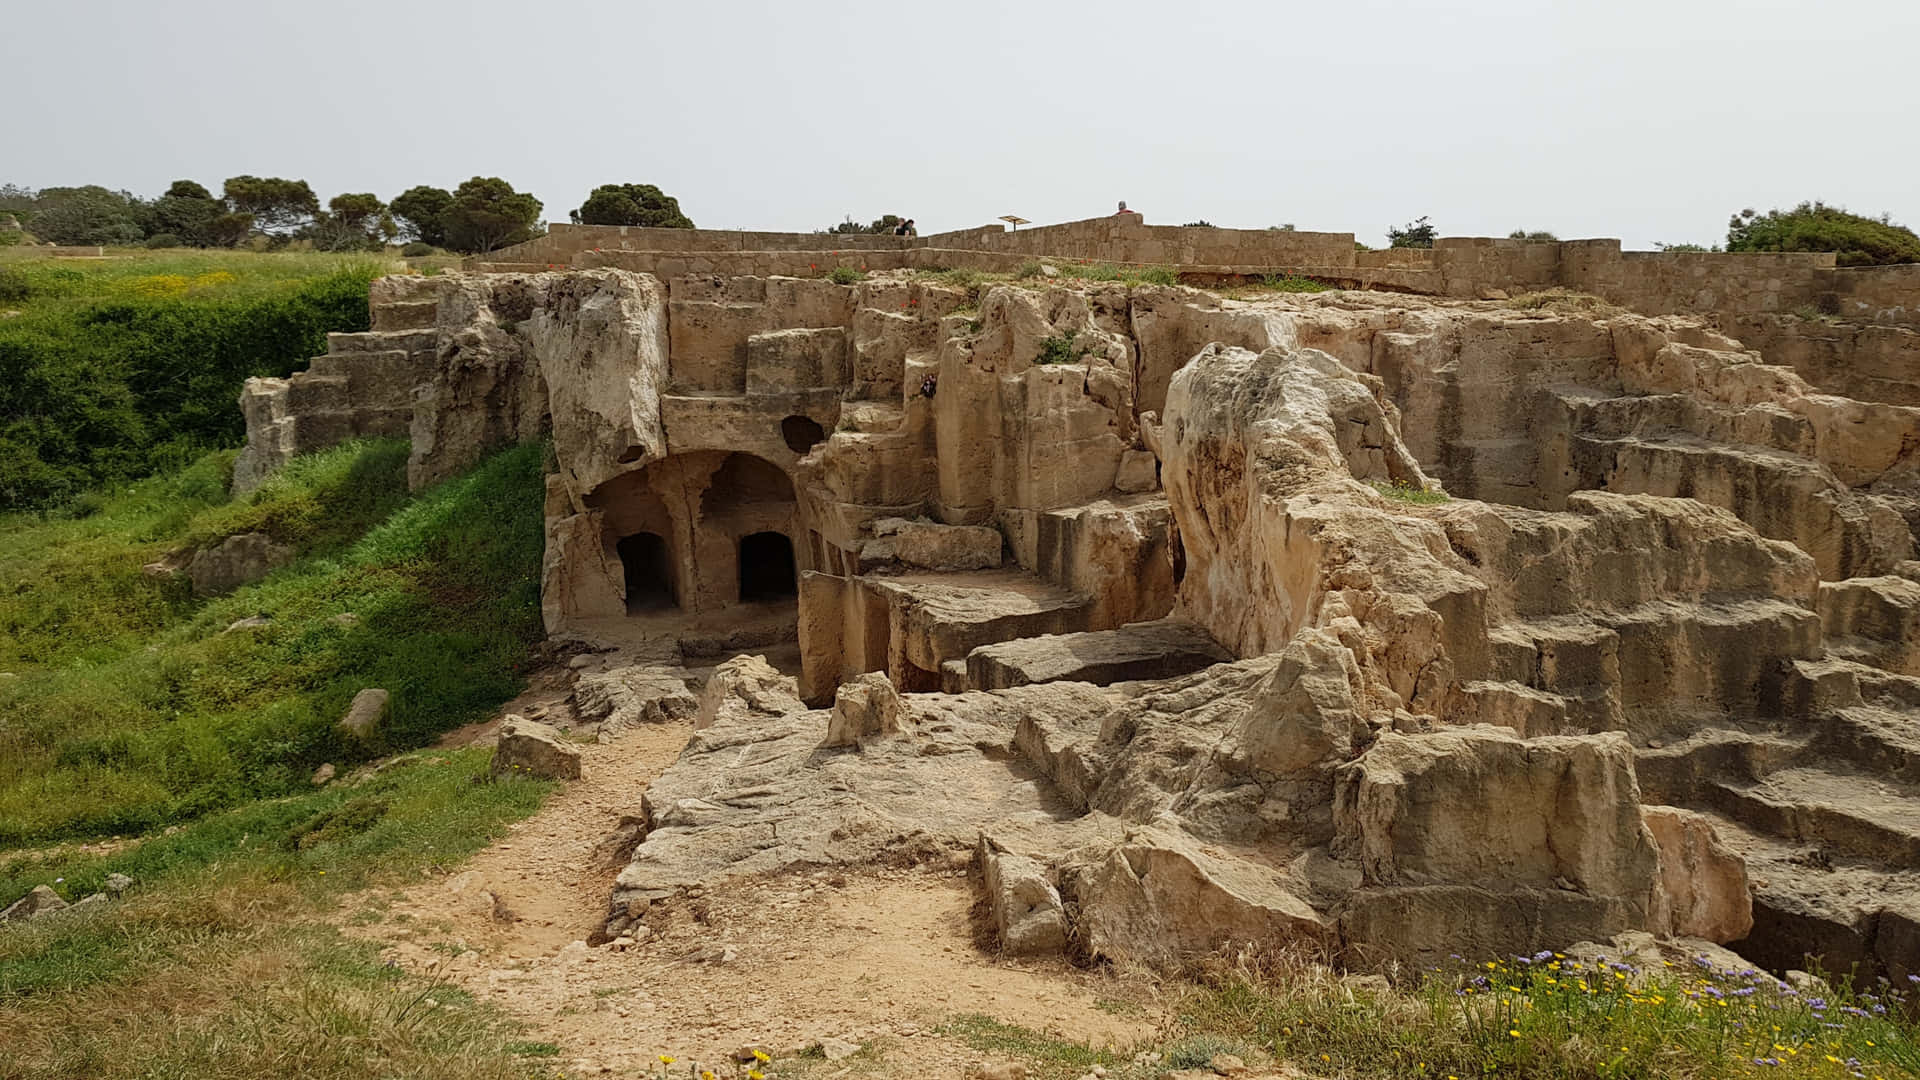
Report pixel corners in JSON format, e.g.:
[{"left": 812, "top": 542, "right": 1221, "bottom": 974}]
[{"left": 341, "top": 665, "right": 1169, "bottom": 1079}]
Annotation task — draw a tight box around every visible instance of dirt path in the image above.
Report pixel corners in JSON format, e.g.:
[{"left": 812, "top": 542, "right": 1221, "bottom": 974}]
[{"left": 343, "top": 667, "right": 1167, "bottom": 1079}]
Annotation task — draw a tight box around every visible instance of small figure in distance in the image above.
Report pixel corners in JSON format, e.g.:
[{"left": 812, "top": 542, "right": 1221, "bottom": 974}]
[
  {"left": 893, "top": 217, "right": 912, "bottom": 236},
  {"left": 1115, "top": 200, "right": 1133, "bottom": 216}
]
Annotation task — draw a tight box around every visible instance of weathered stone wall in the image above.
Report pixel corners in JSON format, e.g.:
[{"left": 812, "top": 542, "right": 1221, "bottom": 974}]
[{"left": 1825, "top": 263, "right": 1920, "bottom": 327}]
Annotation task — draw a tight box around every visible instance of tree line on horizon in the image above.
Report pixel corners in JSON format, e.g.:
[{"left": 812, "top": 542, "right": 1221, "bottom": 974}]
[
  {"left": 0, "top": 179, "right": 698, "bottom": 255},
  {"left": 4, "top": 181, "right": 1915, "bottom": 267},
  {"left": 1381, "top": 204, "right": 1919, "bottom": 265}
]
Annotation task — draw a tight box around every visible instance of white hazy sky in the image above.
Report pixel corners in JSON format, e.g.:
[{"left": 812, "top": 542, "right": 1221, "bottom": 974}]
[{"left": 6, "top": 0, "right": 1916, "bottom": 250}]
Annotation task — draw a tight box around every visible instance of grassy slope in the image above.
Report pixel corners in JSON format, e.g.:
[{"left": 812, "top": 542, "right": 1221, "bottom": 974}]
[
  {"left": 0, "top": 440, "right": 547, "bottom": 844},
  {"left": 0, "top": 438, "right": 557, "bottom": 1078}
]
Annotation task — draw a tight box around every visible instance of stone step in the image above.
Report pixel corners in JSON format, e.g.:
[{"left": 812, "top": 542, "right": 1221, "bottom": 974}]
[
  {"left": 860, "top": 568, "right": 1096, "bottom": 691},
  {"left": 1673, "top": 807, "right": 1919, "bottom": 978},
  {"left": 308, "top": 348, "right": 411, "bottom": 377},
  {"left": 327, "top": 329, "right": 438, "bottom": 356},
  {"left": 284, "top": 373, "right": 350, "bottom": 411},
  {"left": 1818, "top": 575, "right": 1920, "bottom": 676},
  {"left": 1706, "top": 764, "right": 1920, "bottom": 868},
  {"left": 371, "top": 299, "right": 439, "bottom": 331},
  {"left": 1634, "top": 727, "right": 1809, "bottom": 805},
  {"left": 1450, "top": 679, "right": 1615, "bottom": 737},
  {"left": 1483, "top": 597, "right": 1820, "bottom": 730},
  {"left": 1575, "top": 431, "right": 1907, "bottom": 580},
  {"left": 963, "top": 619, "right": 1232, "bottom": 692}
]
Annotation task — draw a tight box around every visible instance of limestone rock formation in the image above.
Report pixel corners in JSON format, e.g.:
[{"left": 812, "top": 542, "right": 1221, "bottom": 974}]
[{"left": 241, "top": 259, "right": 1920, "bottom": 979}]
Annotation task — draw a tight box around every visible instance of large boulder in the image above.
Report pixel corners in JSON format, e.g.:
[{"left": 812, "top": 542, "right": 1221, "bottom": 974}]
[
  {"left": 185, "top": 532, "right": 294, "bottom": 595},
  {"left": 0, "top": 884, "right": 68, "bottom": 922},
  {"left": 490, "top": 716, "right": 582, "bottom": 780},
  {"left": 1063, "top": 823, "right": 1334, "bottom": 969},
  {"left": 1335, "top": 726, "right": 1658, "bottom": 900},
  {"left": 337, "top": 688, "right": 390, "bottom": 741}
]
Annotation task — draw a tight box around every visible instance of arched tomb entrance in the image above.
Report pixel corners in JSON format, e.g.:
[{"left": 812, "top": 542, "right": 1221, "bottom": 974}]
[{"left": 578, "top": 450, "right": 804, "bottom": 619}]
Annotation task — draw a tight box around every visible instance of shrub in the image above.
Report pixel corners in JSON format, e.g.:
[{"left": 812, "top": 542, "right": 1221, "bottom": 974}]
[
  {"left": 0, "top": 230, "right": 21, "bottom": 248},
  {"left": 1368, "top": 478, "right": 1449, "bottom": 504},
  {"left": 1035, "top": 329, "right": 1086, "bottom": 365},
  {"left": 1727, "top": 201, "right": 1920, "bottom": 266},
  {"left": 0, "top": 268, "right": 27, "bottom": 303},
  {"left": 1388, "top": 216, "right": 1437, "bottom": 249},
  {"left": 1508, "top": 229, "right": 1558, "bottom": 243},
  {"left": 143, "top": 234, "right": 181, "bottom": 249},
  {"left": 827, "top": 265, "right": 865, "bottom": 285},
  {"left": 1654, "top": 241, "right": 1717, "bottom": 253},
  {"left": 400, "top": 241, "right": 434, "bottom": 258},
  {"left": 1013, "top": 260, "right": 1044, "bottom": 280}
]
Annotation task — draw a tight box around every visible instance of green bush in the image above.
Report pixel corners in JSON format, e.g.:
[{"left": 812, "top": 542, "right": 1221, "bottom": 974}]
[
  {"left": 0, "top": 269, "right": 26, "bottom": 304},
  {"left": 0, "top": 231, "right": 21, "bottom": 249},
  {"left": 142, "top": 234, "right": 181, "bottom": 250},
  {"left": 399, "top": 241, "right": 434, "bottom": 258},
  {"left": 1727, "top": 201, "right": 1920, "bottom": 266},
  {"left": 0, "top": 260, "right": 376, "bottom": 509},
  {"left": 827, "top": 265, "right": 865, "bottom": 285}
]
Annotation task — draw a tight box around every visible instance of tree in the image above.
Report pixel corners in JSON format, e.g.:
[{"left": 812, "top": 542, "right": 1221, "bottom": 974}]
[
  {"left": 1726, "top": 202, "right": 1920, "bottom": 267},
  {"left": 203, "top": 212, "right": 255, "bottom": 248},
  {"left": 221, "top": 175, "right": 319, "bottom": 235},
  {"left": 441, "top": 177, "right": 542, "bottom": 254},
  {"left": 308, "top": 192, "right": 392, "bottom": 251},
  {"left": 1652, "top": 241, "right": 1717, "bottom": 253},
  {"left": 1182, "top": 220, "right": 1216, "bottom": 227},
  {"left": 822, "top": 214, "right": 901, "bottom": 235},
  {"left": 390, "top": 185, "right": 454, "bottom": 247},
  {"left": 1387, "top": 216, "right": 1437, "bottom": 249},
  {"left": 1508, "top": 229, "right": 1558, "bottom": 243},
  {"left": 22, "top": 186, "right": 144, "bottom": 246},
  {"left": 573, "top": 183, "right": 693, "bottom": 228},
  {"left": 144, "top": 180, "right": 223, "bottom": 246}
]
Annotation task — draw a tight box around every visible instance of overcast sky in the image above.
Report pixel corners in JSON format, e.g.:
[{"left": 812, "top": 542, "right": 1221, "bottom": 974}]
[{"left": 6, "top": 0, "right": 1915, "bottom": 250}]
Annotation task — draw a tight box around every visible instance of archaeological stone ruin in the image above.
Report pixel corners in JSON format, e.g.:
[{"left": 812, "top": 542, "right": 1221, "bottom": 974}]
[{"left": 237, "top": 213, "right": 1920, "bottom": 978}]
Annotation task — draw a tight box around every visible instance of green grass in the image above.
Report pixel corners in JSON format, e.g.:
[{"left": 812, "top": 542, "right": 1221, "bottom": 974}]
[
  {"left": 0, "top": 748, "right": 554, "bottom": 1079},
  {"left": 1369, "top": 478, "right": 1450, "bottom": 505},
  {"left": 0, "top": 439, "right": 547, "bottom": 846},
  {"left": 937, "top": 1013, "right": 1128, "bottom": 1080},
  {"left": 1255, "top": 273, "right": 1332, "bottom": 293},
  {"left": 827, "top": 265, "right": 866, "bottom": 285},
  {"left": 0, "top": 248, "right": 387, "bottom": 509},
  {"left": 1053, "top": 262, "right": 1180, "bottom": 286}
]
